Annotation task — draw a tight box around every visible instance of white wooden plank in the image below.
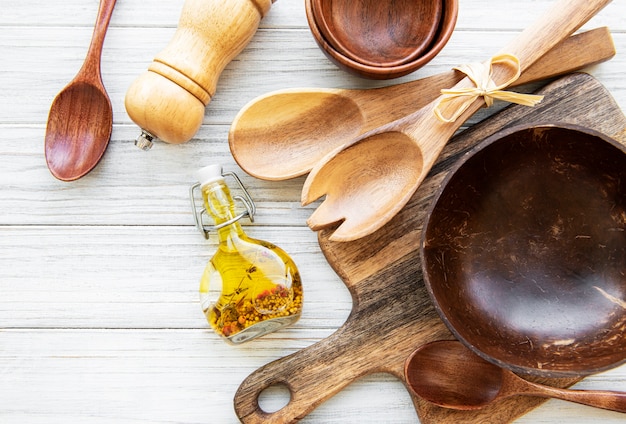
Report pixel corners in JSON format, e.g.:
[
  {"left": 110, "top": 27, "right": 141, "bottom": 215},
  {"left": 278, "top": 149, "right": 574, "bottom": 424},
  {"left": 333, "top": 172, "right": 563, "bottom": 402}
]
[
  {"left": 1, "top": 330, "right": 625, "bottom": 423},
  {"left": 2, "top": 27, "right": 624, "bottom": 126},
  {"left": 2, "top": 0, "right": 626, "bottom": 422},
  {"left": 1, "top": 0, "right": 622, "bottom": 31},
  {"left": 0, "top": 123, "right": 316, "bottom": 226},
  {"left": 0, "top": 225, "right": 352, "bottom": 330}
]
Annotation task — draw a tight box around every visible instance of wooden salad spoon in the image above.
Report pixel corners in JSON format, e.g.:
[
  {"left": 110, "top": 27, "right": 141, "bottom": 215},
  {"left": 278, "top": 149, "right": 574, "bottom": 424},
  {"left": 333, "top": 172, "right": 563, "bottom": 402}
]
[
  {"left": 45, "top": 0, "right": 116, "bottom": 181},
  {"left": 229, "top": 27, "right": 615, "bottom": 181},
  {"left": 405, "top": 340, "right": 626, "bottom": 413},
  {"left": 301, "top": 0, "right": 613, "bottom": 242},
  {"left": 311, "top": 0, "right": 442, "bottom": 67}
]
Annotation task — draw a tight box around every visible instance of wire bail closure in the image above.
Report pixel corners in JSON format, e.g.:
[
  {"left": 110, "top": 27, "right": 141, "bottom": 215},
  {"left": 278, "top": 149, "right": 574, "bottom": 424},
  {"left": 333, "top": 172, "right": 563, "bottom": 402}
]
[{"left": 189, "top": 171, "right": 256, "bottom": 239}]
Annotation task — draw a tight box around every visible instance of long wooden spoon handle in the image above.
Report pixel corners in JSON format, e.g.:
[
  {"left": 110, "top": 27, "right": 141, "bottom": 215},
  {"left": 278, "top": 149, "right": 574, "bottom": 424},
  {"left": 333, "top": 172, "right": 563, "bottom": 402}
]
[
  {"left": 497, "top": 0, "right": 612, "bottom": 78},
  {"left": 524, "top": 380, "right": 626, "bottom": 413},
  {"left": 514, "top": 27, "right": 615, "bottom": 85},
  {"left": 371, "top": 27, "right": 614, "bottom": 127},
  {"left": 420, "top": 0, "right": 613, "bottom": 173},
  {"left": 81, "top": 0, "right": 117, "bottom": 78}
]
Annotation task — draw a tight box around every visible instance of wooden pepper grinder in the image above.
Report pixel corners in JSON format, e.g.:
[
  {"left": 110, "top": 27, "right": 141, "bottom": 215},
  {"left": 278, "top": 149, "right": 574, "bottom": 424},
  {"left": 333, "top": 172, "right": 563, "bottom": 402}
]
[{"left": 125, "top": 0, "right": 275, "bottom": 150}]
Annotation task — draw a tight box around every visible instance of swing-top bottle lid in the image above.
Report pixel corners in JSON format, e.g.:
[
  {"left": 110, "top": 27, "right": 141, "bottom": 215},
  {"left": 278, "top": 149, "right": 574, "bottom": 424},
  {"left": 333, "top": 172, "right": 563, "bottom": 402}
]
[{"left": 196, "top": 164, "right": 224, "bottom": 188}]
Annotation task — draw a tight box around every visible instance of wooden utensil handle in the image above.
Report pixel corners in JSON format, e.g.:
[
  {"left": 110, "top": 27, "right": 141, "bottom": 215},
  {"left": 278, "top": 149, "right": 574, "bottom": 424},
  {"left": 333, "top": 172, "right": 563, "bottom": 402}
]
[
  {"left": 80, "top": 0, "right": 117, "bottom": 80},
  {"left": 494, "top": 0, "right": 612, "bottom": 81},
  {"left": 416, "top": 0, "right": 613, "bottom": 170},
  {"left": 513, "top": 27, "right": 615, "bottom": 85},
  {"left": 524, "top": 380, "right": 626, "bottom": 413},
  {"left": 359, "top": 27, "right": 614, "bottom": 129}
]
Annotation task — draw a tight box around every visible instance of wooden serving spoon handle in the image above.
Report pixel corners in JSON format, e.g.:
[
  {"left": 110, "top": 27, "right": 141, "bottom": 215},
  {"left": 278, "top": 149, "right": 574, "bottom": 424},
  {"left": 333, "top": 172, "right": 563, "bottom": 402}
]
[
  {"left": 500, "top": 0, "right": 612, "bottom": 73},
  {"left": 508, "top": 375, "right": 626, "bottom": 413},
  {"left": 417, "top": 0, "right": 614, "bottom": 172},
  {"left": 355, "top": 27, "right": 616, "bottom": 125}
]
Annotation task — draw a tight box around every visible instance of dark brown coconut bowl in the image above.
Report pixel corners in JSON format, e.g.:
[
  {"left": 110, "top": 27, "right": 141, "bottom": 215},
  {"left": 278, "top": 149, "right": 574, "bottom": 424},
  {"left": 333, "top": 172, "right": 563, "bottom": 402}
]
[{"left": 421, "top": 124, "right": 626, "bottom": 377}]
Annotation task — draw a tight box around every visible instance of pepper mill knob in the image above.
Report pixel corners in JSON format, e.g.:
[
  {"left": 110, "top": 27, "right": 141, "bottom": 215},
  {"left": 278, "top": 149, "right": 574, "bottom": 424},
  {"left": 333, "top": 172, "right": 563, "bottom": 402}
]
[{"left": 125, "top": 0, "right": 275, "bottom": 148}]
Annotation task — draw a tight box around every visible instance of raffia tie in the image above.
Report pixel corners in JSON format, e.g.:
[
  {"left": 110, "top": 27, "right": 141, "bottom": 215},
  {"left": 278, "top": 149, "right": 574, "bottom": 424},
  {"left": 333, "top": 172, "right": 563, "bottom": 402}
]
[{"left": 434, "top": 54, "right": 544, "bottom": 123}]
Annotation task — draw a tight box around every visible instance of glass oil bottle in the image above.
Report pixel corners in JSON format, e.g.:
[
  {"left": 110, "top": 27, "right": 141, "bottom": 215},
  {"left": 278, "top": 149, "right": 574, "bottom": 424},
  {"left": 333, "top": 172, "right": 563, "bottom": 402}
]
[{"left": 190, "top": 165, "right": 303, "bottom": 344}]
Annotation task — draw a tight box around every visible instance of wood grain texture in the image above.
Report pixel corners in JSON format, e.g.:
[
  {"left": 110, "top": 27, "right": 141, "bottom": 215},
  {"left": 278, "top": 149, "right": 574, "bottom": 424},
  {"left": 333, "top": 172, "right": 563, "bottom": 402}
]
[
  {"left": 1, "top": 0, "right": 626, "bottom": 423},
  {"left": 311, "top": 0, "right": 442, "bottom": 67},
  {"left": 229, "top": 27, "right": 616, "bottom": 181},
  {"left": 124, "top": 0, "right": 273, "bottom": 143},
  {"left": 406, "top": 341, "right": 626, "bottom": 413},
  {"left": 301, "top": 0, "right": 615, "bottom": 242},
  {"left": 305, "top": 0, "right": 458, "bottom": 79},
  {"left": 235, "top": 74, "right": 626, "bottom": 423}
]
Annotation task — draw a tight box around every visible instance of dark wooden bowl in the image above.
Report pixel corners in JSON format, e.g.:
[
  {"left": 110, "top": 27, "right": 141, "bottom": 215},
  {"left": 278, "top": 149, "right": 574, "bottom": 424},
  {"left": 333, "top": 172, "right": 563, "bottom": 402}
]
[
  {"left": 305, "top": 0, "right": 458, "bottom": 80},
  {"left": 311, "top": 0, "right": 442, "bottom": 68},
  {"left": 421, "top": 124, "right": 626, "bottom": 377}
]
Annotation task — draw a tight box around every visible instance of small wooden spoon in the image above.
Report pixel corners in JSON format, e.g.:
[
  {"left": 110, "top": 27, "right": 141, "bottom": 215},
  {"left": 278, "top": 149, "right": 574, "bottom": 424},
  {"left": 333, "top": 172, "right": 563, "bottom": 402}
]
[
  {"left": 405, "top": 340, "right": 626, "bottom": 413},
  {"left": 301, "top": 0, "right": 613, "bottom": 242},
  {"left": 229, "top": 27, "right": 615, "bottom": 181},
  {"left": 311, "top": 0, "right": 442, "bottom": 68},
  {"left": 45, "top": 0, "right": 116, "bottom": 181}
]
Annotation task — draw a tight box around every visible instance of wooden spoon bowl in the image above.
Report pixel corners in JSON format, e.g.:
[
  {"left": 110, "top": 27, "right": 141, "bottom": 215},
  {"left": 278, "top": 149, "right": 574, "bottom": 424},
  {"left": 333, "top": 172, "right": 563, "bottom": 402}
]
[
  {"left": 311, "top": 0, "right": 442, "bottom": 68},
  {"left": 405, "top": 341, "right": 626, "bottom": 412},
  {"left": 228, "top": 28, "right": 616, "bottom": 181},
  {"left": 305, "top": 0, "right": 457, "bottom": 79},
  {"left": 45, "top": 0, "right": 116, "bottom": 181},
  {"left": 301, "top": 0, "right": 613, "bottom": 241},
  {"left": 421, "top": 124, "right": 626, "bottom": 377}
]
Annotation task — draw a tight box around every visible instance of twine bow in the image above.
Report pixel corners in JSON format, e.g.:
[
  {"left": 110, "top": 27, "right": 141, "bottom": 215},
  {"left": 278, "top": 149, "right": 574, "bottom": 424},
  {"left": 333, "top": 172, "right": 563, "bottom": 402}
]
[{"left": 434, "top": 54, "right": 544, "bottom": 123}]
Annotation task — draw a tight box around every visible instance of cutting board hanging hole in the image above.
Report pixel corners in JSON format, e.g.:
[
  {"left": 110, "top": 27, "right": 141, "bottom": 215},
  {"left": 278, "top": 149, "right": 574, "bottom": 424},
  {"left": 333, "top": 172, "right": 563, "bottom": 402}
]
[{"left": 258, "top": 383, "right": 292, "bottom": 413}]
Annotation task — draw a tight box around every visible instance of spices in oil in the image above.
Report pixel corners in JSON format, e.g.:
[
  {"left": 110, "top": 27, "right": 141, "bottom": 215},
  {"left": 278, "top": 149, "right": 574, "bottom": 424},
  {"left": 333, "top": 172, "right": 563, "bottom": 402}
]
[{"left": 194, "top": 165, "right": 303, "bottom": 344}]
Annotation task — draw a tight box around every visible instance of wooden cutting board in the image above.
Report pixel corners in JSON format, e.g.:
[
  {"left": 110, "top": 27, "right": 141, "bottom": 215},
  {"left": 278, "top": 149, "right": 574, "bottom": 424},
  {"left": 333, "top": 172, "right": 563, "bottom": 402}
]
[{"left": 234, "top": 73, "right": 626, "bottom": 423}]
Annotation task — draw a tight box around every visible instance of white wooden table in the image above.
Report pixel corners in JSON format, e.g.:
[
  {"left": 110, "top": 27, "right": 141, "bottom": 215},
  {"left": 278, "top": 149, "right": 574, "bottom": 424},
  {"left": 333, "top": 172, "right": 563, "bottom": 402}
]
[{"left": 2, "top": 1, "right": 625, "bottom": 422}]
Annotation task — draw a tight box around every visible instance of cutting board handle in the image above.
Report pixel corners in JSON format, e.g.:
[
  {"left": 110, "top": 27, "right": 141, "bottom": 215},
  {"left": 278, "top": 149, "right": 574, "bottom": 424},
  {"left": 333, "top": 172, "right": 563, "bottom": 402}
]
[{"left": 234, "top": 329, "right": 380, "bottom": 423}]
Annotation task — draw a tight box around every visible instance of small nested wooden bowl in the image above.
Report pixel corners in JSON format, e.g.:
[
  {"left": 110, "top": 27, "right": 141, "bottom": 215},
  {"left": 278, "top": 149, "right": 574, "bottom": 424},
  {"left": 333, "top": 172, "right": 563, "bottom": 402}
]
[
  {"left": 305, "top": 0, "right": 458, "bottom": 80},
  {"left": 311, "top": 0, "right": 442, "bottom": 68},
  {"left": 421, "top": 124, "right": 626, "bottom": 377}
]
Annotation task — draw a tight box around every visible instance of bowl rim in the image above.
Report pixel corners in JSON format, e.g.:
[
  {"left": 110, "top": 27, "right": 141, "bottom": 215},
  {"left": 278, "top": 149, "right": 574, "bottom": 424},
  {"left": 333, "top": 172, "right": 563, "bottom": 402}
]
[
  {"left": 305, "top": 0, "right": 459, "bottom": 79},
  {"left": 310, "top": 0, "right": 443, "bottom": 68},
  {"left": 420, "top": 122, "right": 626, "bottom": 377}
]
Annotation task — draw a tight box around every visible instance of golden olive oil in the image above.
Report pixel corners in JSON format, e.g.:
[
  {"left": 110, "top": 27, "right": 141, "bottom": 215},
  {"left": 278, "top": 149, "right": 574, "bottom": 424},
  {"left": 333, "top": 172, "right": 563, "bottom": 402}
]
[{"left": 196, "top": 165, "right": 302, "bottom": 344}]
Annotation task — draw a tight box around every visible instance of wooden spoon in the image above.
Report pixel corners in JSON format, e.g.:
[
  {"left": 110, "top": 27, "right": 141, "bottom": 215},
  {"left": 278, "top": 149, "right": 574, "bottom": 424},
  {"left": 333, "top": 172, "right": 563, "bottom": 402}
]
[
  {"left": 229, "top": 27, "right": 615, "bottom": 181},
  {"left": 301, "top": 0, "right": 613, "bottom": 242},
  {"left": 45, "top": 0, "right": 116, "bottom": 181},
  {"left": 405, "top": 340, "right": 626, "bottom": 413},
  {"left": 311, "top": 0, "right": 442, "bottom": 68}
]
